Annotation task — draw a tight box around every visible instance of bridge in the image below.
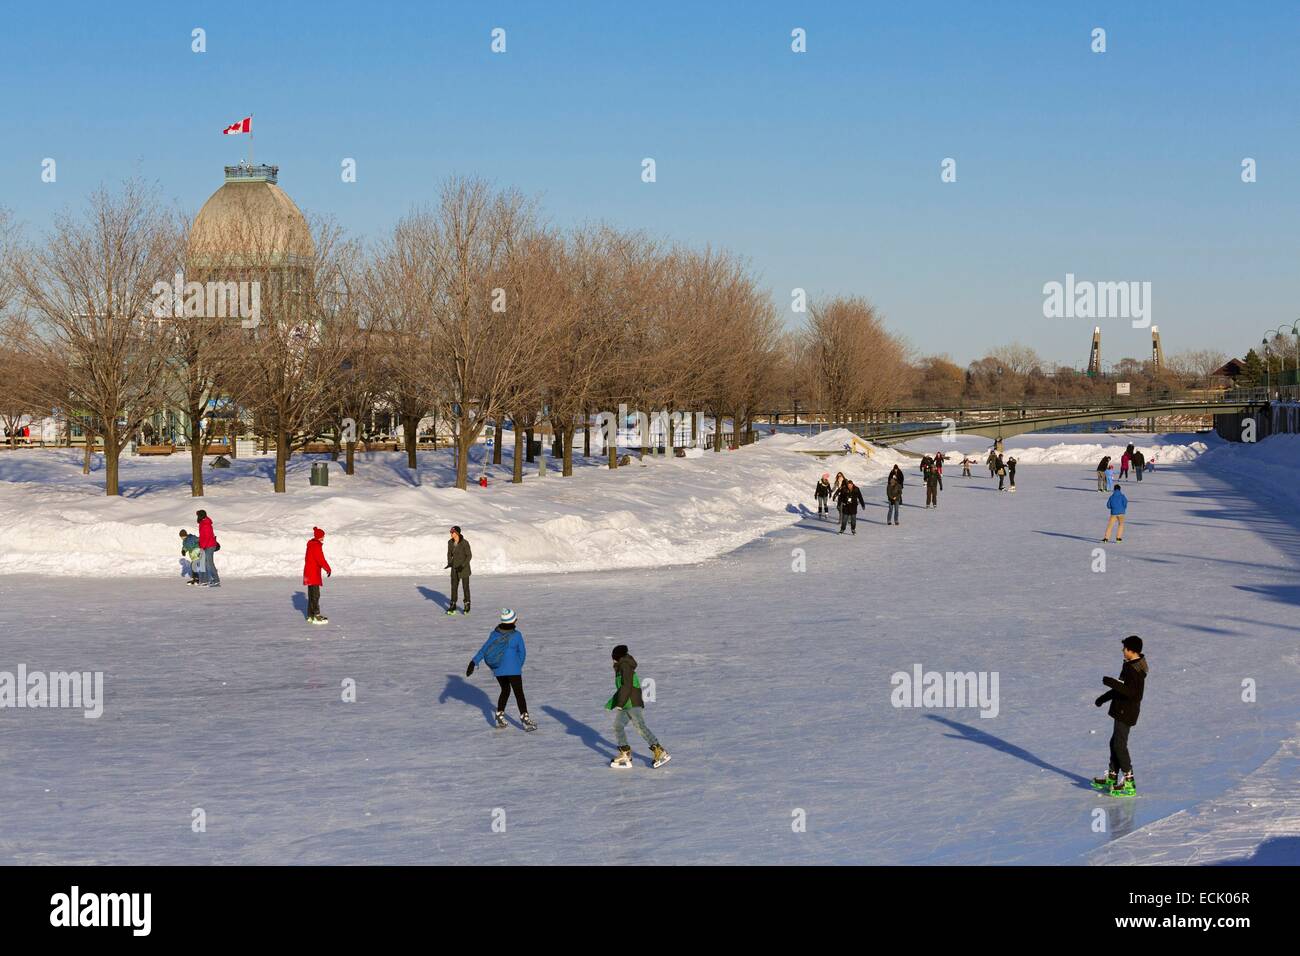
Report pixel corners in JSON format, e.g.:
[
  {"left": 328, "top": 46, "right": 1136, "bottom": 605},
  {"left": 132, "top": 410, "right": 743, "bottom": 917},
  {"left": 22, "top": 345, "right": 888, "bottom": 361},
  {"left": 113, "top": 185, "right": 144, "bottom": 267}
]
[
  {"left": 858, "top": 389, "right": 1271, "bottom": 444},
  {"left": 769, "top": 388, "right": 1284, "bottom": 445}
]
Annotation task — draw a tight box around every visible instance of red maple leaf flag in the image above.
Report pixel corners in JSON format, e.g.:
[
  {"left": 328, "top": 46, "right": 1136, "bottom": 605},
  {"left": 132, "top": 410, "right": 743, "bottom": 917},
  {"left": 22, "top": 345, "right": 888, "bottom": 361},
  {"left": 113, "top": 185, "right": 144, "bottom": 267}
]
[{"left": 222, "top": 116, "right": 252, "bottom": 135}]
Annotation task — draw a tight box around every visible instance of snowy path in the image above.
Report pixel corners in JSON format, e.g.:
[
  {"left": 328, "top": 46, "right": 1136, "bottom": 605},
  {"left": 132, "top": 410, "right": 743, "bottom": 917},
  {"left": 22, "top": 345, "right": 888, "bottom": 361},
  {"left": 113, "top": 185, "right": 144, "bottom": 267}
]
[{"left": 1, "top": 451, "right": 1297, "bottom": 864}]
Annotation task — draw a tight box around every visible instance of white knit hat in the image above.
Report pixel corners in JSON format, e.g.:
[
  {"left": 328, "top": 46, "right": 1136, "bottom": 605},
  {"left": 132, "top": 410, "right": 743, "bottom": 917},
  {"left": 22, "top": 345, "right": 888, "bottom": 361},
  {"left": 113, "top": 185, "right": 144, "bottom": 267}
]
[{"left": 499, "top": 607, "right": 517, "bottom": 625}]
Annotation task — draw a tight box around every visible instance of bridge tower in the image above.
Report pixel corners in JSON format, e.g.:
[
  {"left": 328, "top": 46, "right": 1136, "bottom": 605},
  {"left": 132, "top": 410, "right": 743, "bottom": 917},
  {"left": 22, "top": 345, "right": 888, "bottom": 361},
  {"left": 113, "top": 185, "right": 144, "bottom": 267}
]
[
  {"left": 1151, "top": 325, "right": 1164, "bottom": 371},
  {"left": 1087, "top": 326, "right": 1102, "bottom": 378}
]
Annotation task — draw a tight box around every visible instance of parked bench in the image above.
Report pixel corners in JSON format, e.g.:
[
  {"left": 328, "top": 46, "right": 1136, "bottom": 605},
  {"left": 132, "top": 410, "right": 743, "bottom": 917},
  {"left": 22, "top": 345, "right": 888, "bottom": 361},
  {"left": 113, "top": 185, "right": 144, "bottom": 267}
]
[{"left": 137, "top": 444, "right": 176, "bottom": 456}]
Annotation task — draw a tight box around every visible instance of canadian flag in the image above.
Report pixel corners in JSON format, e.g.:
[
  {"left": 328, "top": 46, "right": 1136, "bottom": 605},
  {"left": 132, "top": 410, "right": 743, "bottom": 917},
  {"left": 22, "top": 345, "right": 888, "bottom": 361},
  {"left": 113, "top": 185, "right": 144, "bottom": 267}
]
[{"left": 222, "top": 116, "right": 252, "bottom": 135}]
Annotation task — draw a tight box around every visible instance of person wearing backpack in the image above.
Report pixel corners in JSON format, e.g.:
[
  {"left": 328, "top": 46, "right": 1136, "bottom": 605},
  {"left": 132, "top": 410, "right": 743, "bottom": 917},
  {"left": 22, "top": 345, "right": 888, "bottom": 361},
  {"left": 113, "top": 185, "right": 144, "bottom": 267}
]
[
  {"left": 466, "top": 608, "right": 536, "bottom": 730},
  {"left": 606, "top": 644, "right": 670, "bottom": 769}
]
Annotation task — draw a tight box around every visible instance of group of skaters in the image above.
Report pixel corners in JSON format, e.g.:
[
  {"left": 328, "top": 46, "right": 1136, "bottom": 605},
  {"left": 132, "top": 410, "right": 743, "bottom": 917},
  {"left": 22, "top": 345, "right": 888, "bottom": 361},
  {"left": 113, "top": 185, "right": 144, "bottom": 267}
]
[
  {"left": 812, "top": 445, "right": 1016, "bottom": 530},
  {"left": 174, "top": 515, "right": 670, "bottom": 769}
]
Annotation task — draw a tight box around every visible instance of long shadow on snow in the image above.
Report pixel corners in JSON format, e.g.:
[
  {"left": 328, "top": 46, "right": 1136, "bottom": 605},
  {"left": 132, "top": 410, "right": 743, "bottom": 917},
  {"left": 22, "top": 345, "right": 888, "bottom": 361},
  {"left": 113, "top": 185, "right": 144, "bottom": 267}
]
[
  {"left": 926, "top": 714, "right": 1093, "bottom": 790},
  {"left": 291, "top": 590, "right": 309, "bottom": 619},
  {"left": 438, "top": 674, "right": 500, "bottom": 727},
  {"left": 540, "top": 705, "right": 626, "bottom": 763},
  {"left": 1209, "top": 835, "right": 1300, "bottom": 865},
  {"left": 416, "top": 586, "right": 450, "bottom": 609}
]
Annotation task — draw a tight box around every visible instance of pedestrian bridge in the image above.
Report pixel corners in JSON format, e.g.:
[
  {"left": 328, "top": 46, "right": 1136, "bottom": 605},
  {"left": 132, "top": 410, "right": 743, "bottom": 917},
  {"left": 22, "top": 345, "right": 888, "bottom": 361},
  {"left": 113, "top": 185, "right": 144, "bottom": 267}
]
[{"left": 860, "top": 397, "right": 1261, "bottom": 445}]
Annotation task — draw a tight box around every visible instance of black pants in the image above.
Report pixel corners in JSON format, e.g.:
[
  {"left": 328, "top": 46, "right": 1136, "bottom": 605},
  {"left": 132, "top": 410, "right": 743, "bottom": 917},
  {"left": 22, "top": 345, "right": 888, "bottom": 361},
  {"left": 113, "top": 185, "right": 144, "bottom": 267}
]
[
  {"left": 307, "top": 585, "right": 321, "bottom": 618},
  {"left": 926, "top": 485, "right": 938, "bottom": 507},
  {"left": 450, "top": 568, "right": 470, "bottom": 609},
  {"left": 496, "top": 675, "right": 527, "bottom": 714},
  {"left": 839, "top": 509, "right": 857, "bottom": 532},
  {"left": 1108, "top": 718, "right": 1133, "bottom": 774},
  {"left": 998, "top": 472, "right": 1005, "bottom": 490},
  {"left": 936, "top": 473, "right": 942, "bottom": 490}
]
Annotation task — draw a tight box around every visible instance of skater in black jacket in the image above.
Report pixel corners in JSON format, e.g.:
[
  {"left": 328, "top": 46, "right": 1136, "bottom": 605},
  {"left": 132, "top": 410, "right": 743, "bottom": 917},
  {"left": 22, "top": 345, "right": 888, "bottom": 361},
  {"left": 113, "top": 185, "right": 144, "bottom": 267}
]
[
  {"left": 814, "top": 474, "right": 832, "bottom": 518},
  {"left": 834, "top": 479, "right": 865, "bottom": 534},
  {"left": 1093, "top": 635, "right": 1148, "bottom": 796},
  {"left": 1006, "top": 455, "right": 1017, "bottom": 490},
  {"left": 886, "top": 466, "right": 903, "bottom": 525},
  {"left": 445, "top": 526, "right": 472, "bottom": 615},
  {"left": 924, "top": 465, "right": 941, "bottom": 507},
  {"left": 607, "top": 644, "right": 669, "bottom": 769}
]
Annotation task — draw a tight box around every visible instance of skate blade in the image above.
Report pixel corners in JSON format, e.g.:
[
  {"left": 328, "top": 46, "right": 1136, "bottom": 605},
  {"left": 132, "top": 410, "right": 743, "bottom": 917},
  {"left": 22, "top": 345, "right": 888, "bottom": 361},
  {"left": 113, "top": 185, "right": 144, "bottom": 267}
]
[{"left": 653, "top": 755, "right": 671, "bottom": 768}]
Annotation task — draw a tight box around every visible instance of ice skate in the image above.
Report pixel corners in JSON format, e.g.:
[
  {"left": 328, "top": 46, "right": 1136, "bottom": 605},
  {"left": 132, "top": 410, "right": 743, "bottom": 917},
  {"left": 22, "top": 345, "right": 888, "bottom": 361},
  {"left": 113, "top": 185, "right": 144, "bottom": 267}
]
[
  {"left": 521, "top": 712, "right": 538, "bottom": 732},
  {"left": 610, "top": 746, "right": 633, "bottom": 769},
  {"left": 1091, "top": 771, "right": 1116, "bottom": 791},
  {"left": 493, "top": 710, "right": 507, "bottom": 728},
  {"left": 651, "top": 744, "right": 671, "bottom": 769}
]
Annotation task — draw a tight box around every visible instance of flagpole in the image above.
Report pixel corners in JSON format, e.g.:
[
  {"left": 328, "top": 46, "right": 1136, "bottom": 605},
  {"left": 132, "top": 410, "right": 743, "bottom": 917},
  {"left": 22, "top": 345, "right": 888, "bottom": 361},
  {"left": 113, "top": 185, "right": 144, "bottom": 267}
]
[{"left": 249, "top": 113, "right": 254, "bottom": 167}]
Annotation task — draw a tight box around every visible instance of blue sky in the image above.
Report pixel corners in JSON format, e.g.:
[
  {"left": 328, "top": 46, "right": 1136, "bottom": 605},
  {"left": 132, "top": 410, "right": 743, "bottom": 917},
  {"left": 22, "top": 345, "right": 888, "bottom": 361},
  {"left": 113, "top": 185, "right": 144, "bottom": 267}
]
[{"left": 2, "top": 1, "right": 1297, "bottom": 365}]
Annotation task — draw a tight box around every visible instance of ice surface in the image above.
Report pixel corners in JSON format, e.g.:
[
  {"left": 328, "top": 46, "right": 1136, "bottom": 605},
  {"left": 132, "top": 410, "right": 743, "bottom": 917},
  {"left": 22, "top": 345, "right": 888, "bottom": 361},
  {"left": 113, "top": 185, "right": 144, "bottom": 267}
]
[{"left": 0, "top": 434, "right": 1296, "bottom": 864}]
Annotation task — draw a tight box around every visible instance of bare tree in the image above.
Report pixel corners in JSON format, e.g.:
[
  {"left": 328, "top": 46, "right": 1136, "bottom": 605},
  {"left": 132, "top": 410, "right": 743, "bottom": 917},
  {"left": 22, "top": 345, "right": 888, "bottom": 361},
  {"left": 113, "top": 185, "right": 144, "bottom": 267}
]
[{"left": 13, "top": 182, "right": 176, "bottom": 494}]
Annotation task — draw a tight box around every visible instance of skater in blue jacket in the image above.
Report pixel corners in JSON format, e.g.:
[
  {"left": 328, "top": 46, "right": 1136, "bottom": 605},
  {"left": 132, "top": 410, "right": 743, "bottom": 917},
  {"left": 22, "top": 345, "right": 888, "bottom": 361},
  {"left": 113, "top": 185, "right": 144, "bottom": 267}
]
[
  {"left": 466, "top": 608, "right": 536, "bottom": 730},
  {"left": 1103, "top": 484, "right": 1128, "bottom": 542}
]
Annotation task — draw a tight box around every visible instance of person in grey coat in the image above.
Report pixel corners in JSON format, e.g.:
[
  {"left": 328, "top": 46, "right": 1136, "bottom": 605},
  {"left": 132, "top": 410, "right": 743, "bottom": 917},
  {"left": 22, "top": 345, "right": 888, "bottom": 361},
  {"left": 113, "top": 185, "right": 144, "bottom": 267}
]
[{"left": 445, "top": 525, "right": 472, "bottom": 615}]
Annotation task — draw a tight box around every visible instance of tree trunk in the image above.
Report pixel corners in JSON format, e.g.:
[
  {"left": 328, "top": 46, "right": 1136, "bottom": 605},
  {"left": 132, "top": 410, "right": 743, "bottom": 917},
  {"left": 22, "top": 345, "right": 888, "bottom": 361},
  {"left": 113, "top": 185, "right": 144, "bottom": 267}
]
[
  {"left": 713, "top": 412, "right": 721, "bottom": 452},
  {"left": 513, "top": 420, "right": 524, "bottom": 483},
  {"left": 493, "top": 420, "right": 503, "bottom": 465},
  {"left": 190, "top": 429, "right": 205, "bottom": 497},
  {"left": 691, "top": 411, "right": 698, "bottom": 448},
  {"left": 345, "top": 441, "right": 356, "bottom": 475},
  {"left": 275, "top": 430, "right": 289, "bottom": 493},
  {"left": 562, "top": 423, "right": 576, "bottom": 476},
  {"left": 83, "top": 428, "right": 94, "bottom": 474},
  {"left": 583, "top": 418, "right": 590, "bottom": 457},
  {"left": 525, "top": 427, "right": 535, "bottom": 463},
  {"left": 455, "top": 429, "right": 470, "bottom": 490},
  {"left": 404, "top": 417, "right": 418, "bottom": 469},
  {"left": 104, "top": 423, "right": 120, "bottom": 496}
]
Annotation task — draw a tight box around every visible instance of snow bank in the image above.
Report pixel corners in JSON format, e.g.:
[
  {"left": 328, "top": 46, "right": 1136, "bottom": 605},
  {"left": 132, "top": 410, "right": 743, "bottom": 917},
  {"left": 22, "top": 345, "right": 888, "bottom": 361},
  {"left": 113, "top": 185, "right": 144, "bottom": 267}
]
[
  {"left": 0, "top": 434, "right": 894, "bottom": 579},
  {"left": 900, "top": 432, "right": 1214, "bottom": 465}
]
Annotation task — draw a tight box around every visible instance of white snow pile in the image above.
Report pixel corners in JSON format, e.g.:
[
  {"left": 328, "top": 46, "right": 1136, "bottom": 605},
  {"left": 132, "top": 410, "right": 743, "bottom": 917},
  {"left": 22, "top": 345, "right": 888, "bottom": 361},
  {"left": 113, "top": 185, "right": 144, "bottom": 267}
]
[
  {"left": 0, "top": 434, "right": 895, "bottom": 579},
  {"left": 900, "top": 431, "right": 1214, "bottom": 465}
]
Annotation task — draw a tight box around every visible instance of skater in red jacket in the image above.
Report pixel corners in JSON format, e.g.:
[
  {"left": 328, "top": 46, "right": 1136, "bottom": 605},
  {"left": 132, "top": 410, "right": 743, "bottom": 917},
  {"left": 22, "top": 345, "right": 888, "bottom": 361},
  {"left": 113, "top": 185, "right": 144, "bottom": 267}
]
[{"left": 303, "top": 527, "right": 332, "bottom": 624}]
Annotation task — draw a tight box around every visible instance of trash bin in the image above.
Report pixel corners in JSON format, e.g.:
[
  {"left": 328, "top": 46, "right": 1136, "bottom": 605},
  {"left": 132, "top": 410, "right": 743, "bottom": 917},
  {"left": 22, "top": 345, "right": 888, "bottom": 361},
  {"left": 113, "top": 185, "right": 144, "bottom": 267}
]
[{"left": 310, "top": 461, "right": 329, "bottom": 487}]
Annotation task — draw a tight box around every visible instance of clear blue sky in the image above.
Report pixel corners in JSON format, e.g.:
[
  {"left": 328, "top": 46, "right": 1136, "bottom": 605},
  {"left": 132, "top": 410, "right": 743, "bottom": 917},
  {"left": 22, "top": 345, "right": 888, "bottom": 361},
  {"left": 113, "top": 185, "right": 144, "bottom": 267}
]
[{"left": 2, "top": 1, "right": 1296, "bottom": 366}]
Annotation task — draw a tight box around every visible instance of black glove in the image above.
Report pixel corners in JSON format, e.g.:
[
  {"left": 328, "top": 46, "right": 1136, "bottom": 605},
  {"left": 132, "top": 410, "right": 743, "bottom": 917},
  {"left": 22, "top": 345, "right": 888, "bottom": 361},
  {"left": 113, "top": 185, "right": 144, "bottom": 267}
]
[
  {"left": 326, "top": 571, "right": 331, "bottom": 578},
  {"left": 465, "top": 661, "right": 475, "bottom": 677},
  {"left": 1094, "top": 695, "right": 1106, "bottom": 707}
]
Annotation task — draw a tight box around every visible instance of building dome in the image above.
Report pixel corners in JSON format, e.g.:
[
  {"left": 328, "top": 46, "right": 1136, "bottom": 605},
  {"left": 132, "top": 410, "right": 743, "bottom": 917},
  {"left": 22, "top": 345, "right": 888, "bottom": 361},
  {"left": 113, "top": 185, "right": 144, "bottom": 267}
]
[{"left": 189, "top": 164, "right": 314, "bottom": 268}]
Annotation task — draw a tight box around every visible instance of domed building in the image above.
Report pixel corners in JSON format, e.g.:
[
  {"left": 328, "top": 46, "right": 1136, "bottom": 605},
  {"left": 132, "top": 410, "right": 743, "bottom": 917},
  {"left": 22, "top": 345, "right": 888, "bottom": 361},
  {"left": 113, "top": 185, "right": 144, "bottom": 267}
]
[{"left": 189, "top": 163, "right": 314, "bottom": 269}]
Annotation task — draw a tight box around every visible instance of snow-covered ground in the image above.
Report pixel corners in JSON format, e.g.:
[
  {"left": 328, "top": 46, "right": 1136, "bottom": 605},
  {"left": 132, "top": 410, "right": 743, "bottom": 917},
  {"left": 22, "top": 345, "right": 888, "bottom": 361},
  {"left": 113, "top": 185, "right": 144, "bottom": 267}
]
[
  {"left": 0, "top": 430, "right": 1297, "bottom": 864},
  {"left": 0, "top": 434, "right": 904, "bottom": 578}
]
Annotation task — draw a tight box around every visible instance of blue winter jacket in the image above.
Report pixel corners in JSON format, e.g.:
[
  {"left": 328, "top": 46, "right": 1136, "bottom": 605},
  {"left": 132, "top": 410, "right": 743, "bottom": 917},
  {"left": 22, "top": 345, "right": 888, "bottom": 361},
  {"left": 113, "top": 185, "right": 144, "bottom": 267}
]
[
  {"left": 472, "top": 627, "right": 526, "bottom": 676},
  {"left": 1107, "top": 489, "right": 1128, "bottom": 515}
]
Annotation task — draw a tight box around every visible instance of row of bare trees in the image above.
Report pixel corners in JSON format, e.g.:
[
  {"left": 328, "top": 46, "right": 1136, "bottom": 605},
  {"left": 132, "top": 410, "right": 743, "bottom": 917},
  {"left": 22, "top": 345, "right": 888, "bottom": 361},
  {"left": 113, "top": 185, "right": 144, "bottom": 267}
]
[{"left": 3, "top": 177, "right": 908, "bottom": 496}]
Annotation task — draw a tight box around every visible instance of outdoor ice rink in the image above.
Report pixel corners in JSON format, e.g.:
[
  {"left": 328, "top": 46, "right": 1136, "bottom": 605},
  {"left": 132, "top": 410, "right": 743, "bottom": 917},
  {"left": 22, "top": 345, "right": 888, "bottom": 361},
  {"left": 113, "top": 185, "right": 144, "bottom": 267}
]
[{"left": 1, "top": 435, "right": 1296, "bottom": 865}]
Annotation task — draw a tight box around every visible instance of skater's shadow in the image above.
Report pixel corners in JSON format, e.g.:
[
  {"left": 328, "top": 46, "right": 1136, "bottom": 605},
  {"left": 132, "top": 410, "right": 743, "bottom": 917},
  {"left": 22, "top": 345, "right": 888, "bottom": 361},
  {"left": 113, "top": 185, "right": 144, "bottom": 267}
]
[
  {"left": 1032, "top": 530, "right": 1104, "bottom": 544},
  {"left": 926, "top": 715, "right": 1093, "bottom": 790},
  {"left": 417, "top": 586, "right": 450, "bottom": 609},
  {"left": 291, "top": 591, "right": 309, "bottom": 619},
  {"left": 541, "top": 705, "right": 625, "bottom": 763},
  {"left": 1210, "top": 835, "right": 1300, "bottom": 865},
  {"left": 438, "top": 674, "right": 498, "bottom": 727},
  {"left": 795, "top": 518, "right": 840, "bottom": 535}
]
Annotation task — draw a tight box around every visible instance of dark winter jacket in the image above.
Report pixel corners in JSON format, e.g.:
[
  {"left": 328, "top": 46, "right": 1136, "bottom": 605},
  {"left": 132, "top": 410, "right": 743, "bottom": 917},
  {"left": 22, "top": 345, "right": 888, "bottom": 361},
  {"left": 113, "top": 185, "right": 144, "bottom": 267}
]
[
  {"left": 303, "top": 527, "right": 332, "bottom": 586},
  {"left": 887, "top": 475, "right": 903, "bottom": 503},
  {"left": 1098, "top": 655, "right": 1148, "bottom": 726},
  {"left": 1007, "top": 457, "right": 1017, "bottom": 478},
  {"left": 1132, "top": 450, "right": 1145, "bottom": 468},
  {"left": 924, "top": 469, "right": 941, "bottom": 491},
  {"left": 446, "top": 536, "right": 472, "bottom": 575},
  {"left": 609, "top": 653, "right": 644, "bottom": 709},
  {"left": 834, "top": 484, "right": 865, "bottom": 514},
  {"left": 814, "top": 479, "right": 831, "bottom": 499},
  {"left": 1096, "top": 456, "right": 1110, "bottom": 473}
]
